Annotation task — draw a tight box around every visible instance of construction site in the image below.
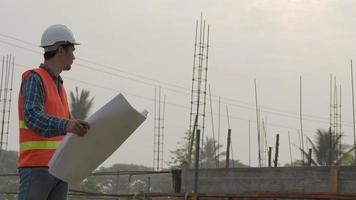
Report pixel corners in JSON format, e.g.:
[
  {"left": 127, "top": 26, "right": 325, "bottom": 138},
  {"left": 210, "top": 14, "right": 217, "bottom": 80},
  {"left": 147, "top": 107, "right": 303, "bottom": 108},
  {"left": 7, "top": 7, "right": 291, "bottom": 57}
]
[{"left": 1, "top": 1, "right": 356, "bottom": 200}]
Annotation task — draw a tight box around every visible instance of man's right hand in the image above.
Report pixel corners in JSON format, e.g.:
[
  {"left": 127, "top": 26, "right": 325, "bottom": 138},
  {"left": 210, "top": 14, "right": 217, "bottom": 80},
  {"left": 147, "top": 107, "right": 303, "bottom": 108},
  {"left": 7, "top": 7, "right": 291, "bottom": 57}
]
[{"left": 65, "top": 119, "right": 90, "bottom": 136}]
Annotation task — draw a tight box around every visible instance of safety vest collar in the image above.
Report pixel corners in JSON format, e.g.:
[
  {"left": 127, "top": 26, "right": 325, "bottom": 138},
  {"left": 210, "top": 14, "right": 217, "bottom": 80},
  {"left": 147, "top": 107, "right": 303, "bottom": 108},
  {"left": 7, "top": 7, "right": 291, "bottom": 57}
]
[{"left": 19, "top": 120, "right": 28, "bottom": 129}]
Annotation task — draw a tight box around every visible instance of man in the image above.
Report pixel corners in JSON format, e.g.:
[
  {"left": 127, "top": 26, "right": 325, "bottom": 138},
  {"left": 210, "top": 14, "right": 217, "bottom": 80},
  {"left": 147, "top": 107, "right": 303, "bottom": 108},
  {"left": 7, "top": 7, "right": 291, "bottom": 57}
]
[{"left": 18, "top": 24, "right": 90, "bottom": 200}]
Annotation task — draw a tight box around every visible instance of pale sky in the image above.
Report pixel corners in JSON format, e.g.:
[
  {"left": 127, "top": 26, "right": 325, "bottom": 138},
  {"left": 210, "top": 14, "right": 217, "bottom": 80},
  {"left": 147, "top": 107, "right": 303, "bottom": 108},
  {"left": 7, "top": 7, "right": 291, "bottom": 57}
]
[{"left": 1, "top": 0, "right": 356, "bottom": 168}]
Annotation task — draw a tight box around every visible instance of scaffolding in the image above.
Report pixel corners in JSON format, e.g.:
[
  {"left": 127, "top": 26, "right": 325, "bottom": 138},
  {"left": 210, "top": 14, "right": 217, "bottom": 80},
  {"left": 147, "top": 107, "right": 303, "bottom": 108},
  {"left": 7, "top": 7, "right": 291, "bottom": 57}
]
[
  {"left": 0, "top": 55, "right": 15, "bottom": 150},
  {"left": 187, "top": 14, "right": 210, "bottom": 164},
  {"left": 153, "top": 87, "right": 165, "bottom": 171},
  {"left": 329, "top": 76, "right": 342, "bottom": 162}
]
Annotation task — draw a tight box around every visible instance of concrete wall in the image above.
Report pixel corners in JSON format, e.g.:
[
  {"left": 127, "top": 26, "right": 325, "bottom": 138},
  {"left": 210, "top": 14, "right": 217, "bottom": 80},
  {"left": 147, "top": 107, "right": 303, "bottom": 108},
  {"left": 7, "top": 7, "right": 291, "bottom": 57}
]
[{"left": 182, "top": 166, "right": 356, "bottom": 193}]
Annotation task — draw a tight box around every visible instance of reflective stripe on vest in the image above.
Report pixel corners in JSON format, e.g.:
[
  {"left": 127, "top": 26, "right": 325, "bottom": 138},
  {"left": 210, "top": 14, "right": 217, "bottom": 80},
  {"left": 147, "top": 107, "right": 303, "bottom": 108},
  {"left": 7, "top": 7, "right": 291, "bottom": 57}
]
[
  {"left": 20, "top": 141, "right": 61, "bottom": 152},
  {"left": 19, "top": 120, "right": 28, "bottom": 129}
]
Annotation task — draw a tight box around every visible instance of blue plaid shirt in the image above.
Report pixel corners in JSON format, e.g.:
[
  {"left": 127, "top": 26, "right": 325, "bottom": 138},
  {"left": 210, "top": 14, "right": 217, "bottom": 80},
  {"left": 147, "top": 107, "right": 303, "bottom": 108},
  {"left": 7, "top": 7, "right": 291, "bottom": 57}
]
[{"left": 21, "top": 64, "right": 68, "bottom": 137}]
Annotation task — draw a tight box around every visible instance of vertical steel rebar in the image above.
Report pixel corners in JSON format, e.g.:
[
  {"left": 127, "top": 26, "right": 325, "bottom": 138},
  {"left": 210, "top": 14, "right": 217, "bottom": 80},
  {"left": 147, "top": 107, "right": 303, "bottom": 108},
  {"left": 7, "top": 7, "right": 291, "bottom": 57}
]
[
  {"left": 288, "top": 131, "right": 293, "bottom": 166},
  {"left": 157, "top": 87, "right": 161, "bottom": 170},
  {"left": 226, "top": 129, "right": 231, "bottom": 168},
  {"left": 194, "top": 129, "right": 201, "bottom": 193},
  {"left": 258, "top": 108, "right": 262, "bottom": 166},
  {"left": 333, "top": 77, "right": 337, "bottom": 154},
  {"left": 268, "top": 147, "right": 272, "bottom": 167},
  {"left": 1, "top": 55, "right": 10, "bottom": 149},
  {"left": 217, "top": 96, "right": 221, "bottom": 167},
  {"left": 298, "top": 129, "right": 303, "bottom": 163},
  {"left": 0, "top": 56, "right": 5, "bottom": 105},
  {"left": 308, "top": 148, "right": 313, "bottom": 166},
  {"left": 187, "top": 20, "right": 199, "bottom": 165},
  {"left": 329, "top": 77, "right": 334, "bottom": 164},
  {"left": 351, "top": 60, "right": 356, "bottom": 160},
  {"left": 161, "top": 95, "right": 166, "bottom": 170},
  {"left": 261, "top": 119, "right": 265, "bottom": 165},
  {"left": 274, "top": 134, "right": 279, "bottom": 167},
  {"left": 0, "top": 57, "right": 4, "bottom": 149},
  {"left": 249, "top": 120, "right": 251, "bottom": 167},
  {"left": 4, "top": 56, "right": 15, "bottom": 150},
  {"left": 188, "top": 14, "right": 209, "bottom": 166},
  {"left": 226, "top": 105, "right": 234, "bottom": 167},
  {"left": 188, "top": 115, "right": 198, "bottom": 166},
  {"left": 196, "top": 18, "right": 205, "bottom": 149},
  {"left": 339, "top": 85, "right": 342, "bottom": 159},
  {"left": 208, "top": 85, "right": 218, "bottom": 167},
  {"left": 194, "top": 13, "right": 203, "bottom": 138},
  {"left": 332, "top": 77, "right": 337, "bottom": 162},
  {"left": 264, "top": 118, "right": 268, "bottom": 166},
  {"left": 230, "top": 137, "right": 235, "bottom": 168},
  {"left": 188, "top": 20, "right": 198, "bottom": 136},
  {"left": 330, "top": 74, "right": 333, "bottom": 130},
  {"left": 299, "top": 76, "right": 304, "bottom": 164},
  {"left": 254, "top": 79, "right": 261, "bottom": 167},
  {"left": 153, "top": 88, "right": 156, "bottom": 170},
  {"left": 201, "top": 23, "right": 210, "bottom": 149}
]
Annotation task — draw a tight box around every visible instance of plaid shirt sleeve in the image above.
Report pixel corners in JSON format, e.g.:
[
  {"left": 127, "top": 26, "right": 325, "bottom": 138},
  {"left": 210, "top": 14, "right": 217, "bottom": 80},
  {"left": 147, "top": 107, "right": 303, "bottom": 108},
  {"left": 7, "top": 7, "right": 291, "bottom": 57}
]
[{"left": 22, "top": 72, "right": 68, "bottom": 137}]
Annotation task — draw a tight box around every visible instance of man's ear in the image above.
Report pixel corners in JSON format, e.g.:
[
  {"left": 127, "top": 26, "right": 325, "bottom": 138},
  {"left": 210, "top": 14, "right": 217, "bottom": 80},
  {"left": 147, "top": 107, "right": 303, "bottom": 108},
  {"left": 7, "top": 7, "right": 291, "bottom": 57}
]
[{"left": 57, "top": 46, "right": 64, "bottom": 55}]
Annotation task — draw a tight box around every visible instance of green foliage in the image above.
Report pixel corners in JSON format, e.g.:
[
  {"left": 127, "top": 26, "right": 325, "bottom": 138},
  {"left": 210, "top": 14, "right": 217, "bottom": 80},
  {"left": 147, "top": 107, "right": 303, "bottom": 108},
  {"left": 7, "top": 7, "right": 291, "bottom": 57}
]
[
  {"left": 69, "top": 87, "right": 95, "bottom": 120},
  {"left": 200, "top": 136, "right": 225, "bottom": 168},
  {"left": 168, "top": 131, "right": 191, "bottom": 168},
  {"left": 299, "top": 128, "right": 355, "bottom": 166},
  {"left": 339, "top": 149, "right": 355, "bottom": 165},
  {"left": 169, "top": 131, "right": 248, "bottom": 169}
]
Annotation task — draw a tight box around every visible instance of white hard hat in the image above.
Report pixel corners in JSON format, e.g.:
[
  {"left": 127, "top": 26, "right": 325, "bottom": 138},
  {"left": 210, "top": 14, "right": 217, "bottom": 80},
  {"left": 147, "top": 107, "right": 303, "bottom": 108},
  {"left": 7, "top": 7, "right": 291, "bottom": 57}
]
[{"left": 40, "top": 24, "right": 80, "bottom": 52}]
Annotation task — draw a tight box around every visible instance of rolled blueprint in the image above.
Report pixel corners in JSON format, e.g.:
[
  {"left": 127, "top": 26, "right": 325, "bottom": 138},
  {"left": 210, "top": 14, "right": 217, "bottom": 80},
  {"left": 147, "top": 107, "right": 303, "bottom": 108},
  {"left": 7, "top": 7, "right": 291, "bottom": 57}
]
[{"left": 49, "top": 93, "right": 147, "bottom": 185}]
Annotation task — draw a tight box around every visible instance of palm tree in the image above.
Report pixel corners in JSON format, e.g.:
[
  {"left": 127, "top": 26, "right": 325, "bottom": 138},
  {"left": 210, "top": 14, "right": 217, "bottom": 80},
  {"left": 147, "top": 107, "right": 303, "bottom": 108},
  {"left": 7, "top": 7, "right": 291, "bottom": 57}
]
[
  {"left": 169, "top": 132, "right": 227, "bottom": 169},
  {"left": 200, "top": 136, "right": 225, "bottom": 168},
  {"left": 199, "top": 136, "right": 247, "bottom": 168},
  {"left": 301, "top": 128, "right": 355, "bottom": 166},
  {"left": 69, "top": 87, "right": 95, "bottom": 120}
]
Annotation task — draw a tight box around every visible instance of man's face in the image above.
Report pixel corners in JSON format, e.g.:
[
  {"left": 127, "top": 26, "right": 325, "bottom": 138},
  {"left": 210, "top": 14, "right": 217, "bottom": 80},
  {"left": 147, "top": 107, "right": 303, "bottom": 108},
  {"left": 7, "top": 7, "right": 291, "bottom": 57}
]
[{"left": 59, "top": 45, "right": 75, "bottom": 71}]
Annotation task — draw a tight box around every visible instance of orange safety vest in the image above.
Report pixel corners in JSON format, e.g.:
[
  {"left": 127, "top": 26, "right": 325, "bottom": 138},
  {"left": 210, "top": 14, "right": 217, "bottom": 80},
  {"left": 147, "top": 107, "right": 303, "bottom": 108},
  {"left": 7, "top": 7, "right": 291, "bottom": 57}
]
[{"left": 18, "top": 67, "right": 69, "bottom": 167}]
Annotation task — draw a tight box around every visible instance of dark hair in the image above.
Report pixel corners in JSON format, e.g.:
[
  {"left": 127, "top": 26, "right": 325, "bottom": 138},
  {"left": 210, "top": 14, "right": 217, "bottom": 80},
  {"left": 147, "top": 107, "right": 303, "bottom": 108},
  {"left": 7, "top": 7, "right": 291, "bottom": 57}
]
[
  {"left": 43, "top": 43, "right": 74, "bottom": 60},
  {"left": 44, "top": 50, "right": 57, "bottom": 59}
]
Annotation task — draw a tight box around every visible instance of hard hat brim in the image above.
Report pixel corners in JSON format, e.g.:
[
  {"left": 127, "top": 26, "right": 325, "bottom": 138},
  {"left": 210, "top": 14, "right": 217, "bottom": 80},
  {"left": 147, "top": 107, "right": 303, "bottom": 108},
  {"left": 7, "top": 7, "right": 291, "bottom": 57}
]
[{"left": 42, "top": 42, "right": 80, "bottom": 52}]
